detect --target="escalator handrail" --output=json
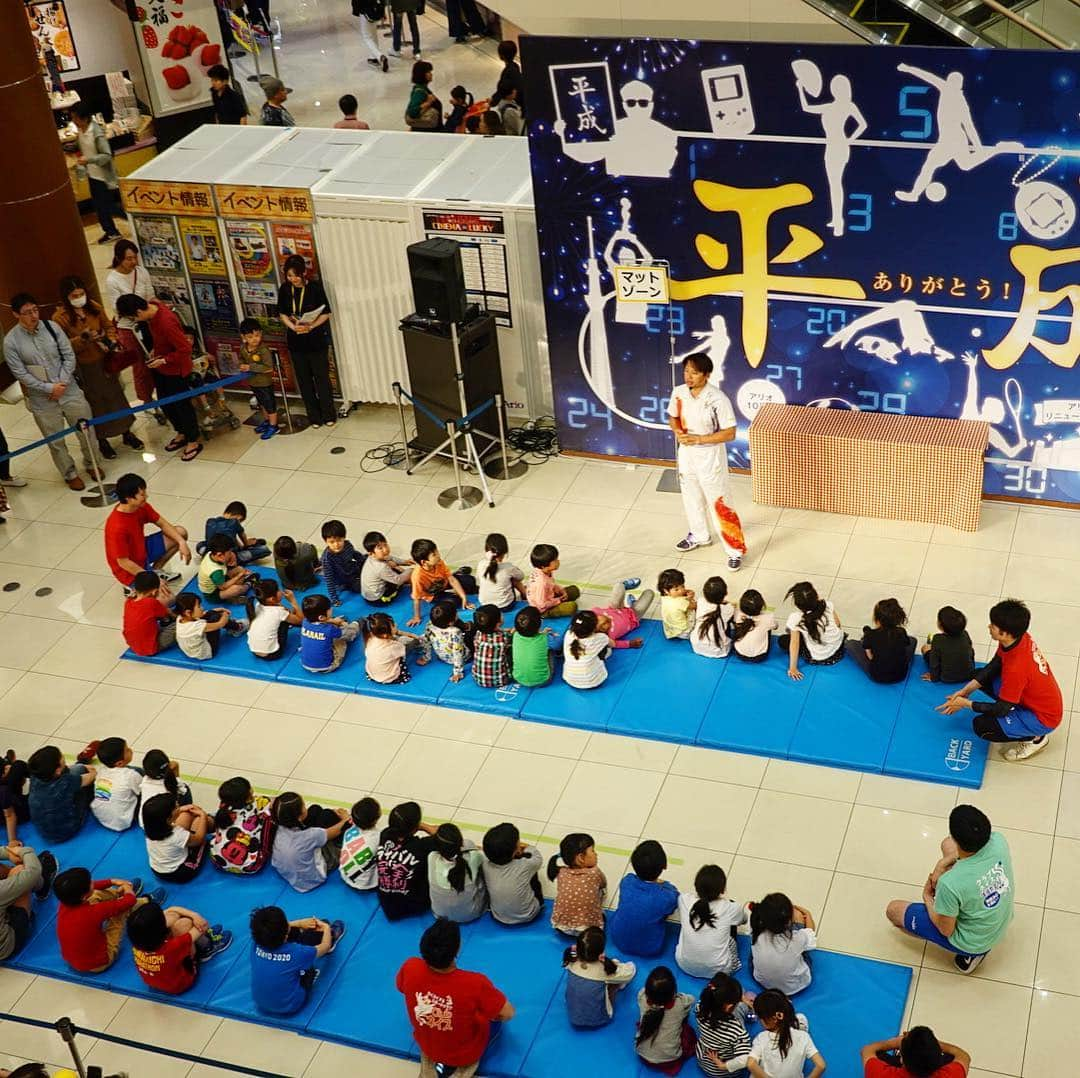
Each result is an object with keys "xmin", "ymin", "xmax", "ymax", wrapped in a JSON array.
[
  {"xmin": 981, "ymin": 0, "xmax": 1071, "ymax": 46},
  {"xmin": 797, "ymin": 0, "xmax": 888, "ymax": 43},
  {"xmin": 888, "ymin": 0, "xmax": 1068, "ymax": 46}
]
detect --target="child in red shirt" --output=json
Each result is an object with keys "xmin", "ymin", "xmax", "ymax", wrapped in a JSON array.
[
  {"xmin": 861, "ymin": 1027, "xmax": 971, "ymax": 1077},
  {"xmin": 126, "ymin": 899, "xmax": 233, "ymax": 994},
  {"xmin": 54, "ymin": 866, "xmax": 165, "ymax": 973},
  {"xmin": 122, "ymin": 571, "xmax": 176, "ymax": 656}
]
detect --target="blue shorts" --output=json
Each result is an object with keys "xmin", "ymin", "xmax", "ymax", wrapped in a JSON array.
[
  {"xmin": 903, "ymin": 903, "xmax": 981, "ymax": 957},
  {"xmin": 144, "ymin": 530, "xmax": 166, "ymax": 569},
  {"xmin": 986, "ymin": 676, "xmax": 1055, "ymax": 739}
]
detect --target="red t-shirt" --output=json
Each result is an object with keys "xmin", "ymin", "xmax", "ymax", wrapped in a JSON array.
[
  {"xmin": 133, "ymin": 933, "xmax": 196, "ymax": 994},
  {"xmin": 999, "ymin": 632, "xmax": 1063, "ymax": 729},
  {"xmin": 123, "ymin": 595, "xmax": 171, "ymax": 655},
  {"xmin": 395, "ymin": 957, "xmax": 507, "ymax": 1066},
  {"xmin": 56, "ymin": 885, "xmax": 136, "ymax": 971},
  {"xmin": 864, "ymin": 1058, "xmax": 966, "ymax": 1078},
  {"xmin": 105, "ymin": 502, "xmax": 161, "ymax": 585}
]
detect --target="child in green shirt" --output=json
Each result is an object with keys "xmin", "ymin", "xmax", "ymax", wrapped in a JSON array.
[
  {"xmin": 239, "ymin": 319, "xmax": 278, "ymax": 440},
  {"xmin": 512, "ymin": 606, "xmax": 557, "ymax": 687}
]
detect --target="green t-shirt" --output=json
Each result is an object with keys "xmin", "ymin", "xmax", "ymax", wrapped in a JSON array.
[
  {"xmin": 935, "ymin": 831, "xmax": 1014, "ymax": 954},
  {"xmin": 197, "ymin": 552, "xmax": 228, "ymax": 596},
  {"xmin": 512, "ymin": 632, "xmax": 552, "ymax": 687}
]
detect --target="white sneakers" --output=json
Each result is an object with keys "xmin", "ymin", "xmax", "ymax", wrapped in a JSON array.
[{"xmin": 1001, "ymin": 736, "xmax": 1048, "ymax": 762}]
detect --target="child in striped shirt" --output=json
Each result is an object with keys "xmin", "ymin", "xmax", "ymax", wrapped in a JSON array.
[{"xmin": 696, "ymin": 972, "xmax": 754, "ymax": 1077}]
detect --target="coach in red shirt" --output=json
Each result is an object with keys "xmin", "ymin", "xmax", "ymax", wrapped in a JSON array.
[
  {"xmin": 937, "ymin": 598, "xmax": 1063, "ymax": 762},
  {"xmin": 861, "ymin": 1028, "xmax": 970, "ymax": 1078},
  {"xmin": 105, "ymin": 473, "xmax": 190, "ymax": 590},
  {"xmin": 114, "ymin": 294, "xmax": 204, "ymax": 462},
  {"xmin": 396, "ymin": 918, "xmax": 514, "ymax": 1076}
]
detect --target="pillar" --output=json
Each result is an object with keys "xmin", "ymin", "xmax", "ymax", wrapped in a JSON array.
[{"xmin": 0, "ymin": 0, "xmax": 99, "ymax": 383}]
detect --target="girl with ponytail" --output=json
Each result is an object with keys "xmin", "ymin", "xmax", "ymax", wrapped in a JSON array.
[
  {"xmin": 139, "ymin": 748, "xmax": 192, "ymax": 816},
  {"xmin": 562, "ymin": 610, "xmax": 612, "ymax": 689},
  {"xmin": 695, "ymin": 972, "xmax": 755, "ymax": 1077},
  {"xmin": 749, "ymin": 989, "xmax": 825, "ymax": 1078},
  {"xmin": 476, "ymin": 532, "xmax": 526, "ymax": 611},
  {"xmin": 731, "ymin": 589, "xmax": 778, "ymax": 662},
  {"xmin": 675, "ymin": 863, "xmax": 746, "ymax": 978},
  {"xmin": 778, "ymin": 581, "xmax": 845, "ymax": 680},
  {"xmin": 634, "ymin": 965, "xmax": 696, "ymax": 1072},
  {"xmin": 428, "ymin": 821, "xmax": 488, "ymax": 922},
  {"xmin": 562, "ymin": 925, "xmax": 636, "ymax": 1028},
  {"xmin": 691, "ymin": 576, "xmax": 735, "ymax": 658}
]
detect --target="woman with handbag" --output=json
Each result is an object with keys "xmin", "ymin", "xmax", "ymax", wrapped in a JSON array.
[
  {"xmin": 54, "ymin": 276, "xmax": 144, "ymax": 460},
  {"xmin": 105, "ymin": 239, "xmax": 163, "ymax": 422},
  {"xmin": 405, "ymin": 61, "xmax": 441, "ymax": 131}
]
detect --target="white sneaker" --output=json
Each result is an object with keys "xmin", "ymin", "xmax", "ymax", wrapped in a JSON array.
[
  {"xmin": 1001, "ymin": 737, "xmax": 1048, "ymax": 762},
  {"xmin": 675, "ymin": 534, "xmax": 711, "ymax": 552},
  {"xmin": 2, "ymin": 476, "xmax": 27, "ymax": 488},
  {"xmin": 954, "ymin": 952, "xmax": 986, "ymax": 974}
]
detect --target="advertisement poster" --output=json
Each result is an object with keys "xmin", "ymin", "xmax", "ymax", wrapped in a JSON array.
[
  {"xmin": 204, "ymin": 335, "xmax": 244, "ymax": 376},
  {"xmin": 422, "ymin": 210, "xmax": 514, "ymax": 329},
  {"xmin": 524, "ymin": 37, "xmax": 1080, "ymax": 503},
  {"xmin": 26, "ymin": 1, "xmax": 78, "ymax": 73},
  {"xmin": 148, "ymin": 272, "xmax": 195, "ymax": 332},
  {"xmin": 193, "ymin": 276, "xmax": 240, "ymax": 334},
  {"xmin": 133, "ymin": 215, "xmax": 183, "ymax": 273},
  {"xmin": 271, "ymin": 221, "xmax": 319, "ymax": 276},
  {"xmin": 238, "ymin": 280, "xmax": 281, "ymax": 332},
  {"xmin": 179, "ymin": 217, "xmax": 227, "ymax": 278},
  {"xmin": 131, "ymin": 0, "xmax": 225, "ymax": 117},
  {"xmin": 225, "ymin": 220, "xmax": 275, "ymax": 280}
]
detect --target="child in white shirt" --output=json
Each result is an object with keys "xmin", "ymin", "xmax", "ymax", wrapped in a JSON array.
[
  {"xmin": 748, "ymin": 989, "xmax": 825, "ymax": 1078},
  {"xmin": 750, "ymin": 892, "xmax": 817, "ymax": 996},
  {"xmin": 477, "ymin": 532, "xmax": 527, "ymax": 611},
  {"xmin": 563, "ymin": 611, "xmax": 612, "ymax": 689},
  {"xmin": 779, "ymin": 581, "xmax": 844, "ymax": 680},
  {"xmin": 139, "ymin": 749, "xmax": 192, "ymax": 823},
  {"xmin": 246, "ymin": 579, "xmax": 303, "ymax": 661},
  {"xmin": 676, "ymin": 863, "xmax": 746, "ymax": 978},
  {"xmin": 174, "ymin": 592, "xmax": 248, "ymax": 660},
  {"xmin": 340, "ymin": 796, "xmax": 381, "ymax": 891},
  {"xmin": 692, "ymin": 576, "xmax": 735, "ymax": 659},
  {"xmin": 89, "ymin": 737, "xmax": 142, "ymax": 831},
  {"xmin": 731, "ymin": 589, "xmax": 778, "ymax": 662}
]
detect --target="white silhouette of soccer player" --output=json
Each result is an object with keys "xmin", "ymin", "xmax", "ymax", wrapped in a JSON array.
[
  {"xmin": 556, "ymin": 80, "xmax": 678, "ymax": 179},
  {"xmin": 894, "ymin": 63, "xmax": 1023, "ymax": 203},
  {"xmin": 796, "ymin": 72, "xmax": 867, "ymax": 236}
]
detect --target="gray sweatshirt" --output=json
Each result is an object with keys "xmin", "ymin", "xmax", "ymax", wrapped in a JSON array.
[{"xmin": 0, "ymin": 847, "xmax": 41, "ymax": 959}]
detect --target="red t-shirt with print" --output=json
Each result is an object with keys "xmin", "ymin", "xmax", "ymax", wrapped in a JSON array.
[
  {"xmin": 999, "ymin": 632, "xmax": 1063, "ymax": 729},
  {"xmin": 395, "ymin": 957, "xmax": 506, "ymax": 1066},
  {"xmin": 133, "ymin": 933, "xmax": 196, "ymax": 994},
  {"xmin": 864, "ymin": 1059, "xmax": 966, "ymax": 1078}
]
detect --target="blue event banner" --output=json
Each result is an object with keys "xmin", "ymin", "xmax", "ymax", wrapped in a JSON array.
[{"xmin": 521, "ymin": 36, "xmax": 1080, "ymax": 505}]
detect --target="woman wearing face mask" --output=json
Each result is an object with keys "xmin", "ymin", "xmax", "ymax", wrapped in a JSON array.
[{"xmin": 53, "ymin": 275, "xmax": 144, "ymax": 460}]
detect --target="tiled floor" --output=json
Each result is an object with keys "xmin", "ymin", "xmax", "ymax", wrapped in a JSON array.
[{"xmin": 2, "ymin": 4, "xmax": 1078, "ymax": 1076}]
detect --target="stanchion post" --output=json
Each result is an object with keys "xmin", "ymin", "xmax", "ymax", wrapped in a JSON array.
[
  {"xmin": 437, "ymin": 419, "xmax": 482, "ymax": 509},
  {"xmin": 77, "ymin": 419, "xmax": 117, "ymax": 509},
  {"xmin": 392, "ymin": 381, "xmax": 412, "ymax": 472},
  {"xmin": 272, "ymin": 350, "xmax": 307, "ymax": 435},
  {"xmin": 483, "ymin": 393, "xmax": 528, "ymax": 480},
  {"xmin": 55, "ymin": 1016, "xmax": 89, "ymax": 1078}
]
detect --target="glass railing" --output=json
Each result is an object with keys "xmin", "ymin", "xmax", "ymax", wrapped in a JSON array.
[{"xmin": 806, "ymin": 0, "xmax": 1077, "ymax": 47}]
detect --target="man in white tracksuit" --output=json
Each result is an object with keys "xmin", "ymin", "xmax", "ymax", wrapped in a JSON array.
[{"xmin": 666, "ymin": 353, "xmax": 746, "ymax": 569}]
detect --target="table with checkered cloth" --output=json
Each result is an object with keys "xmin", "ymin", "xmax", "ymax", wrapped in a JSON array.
[{"xmin": 748, "ymin": 404, "xmax": 989, "ymax": 532}]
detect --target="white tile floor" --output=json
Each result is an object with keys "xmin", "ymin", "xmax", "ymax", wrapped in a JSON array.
[{"xmin": 2, "ymin": 3, "xmax": 1078, "ymax": 1074}]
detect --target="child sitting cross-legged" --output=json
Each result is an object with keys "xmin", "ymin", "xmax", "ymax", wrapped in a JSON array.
[
  {"xmin": 250, "ymin": 905, "xmax": 346, "ymax": 1016},
  {"xmin": 300, "ymin": 594, "xmax": 361, "ymax": 674},
  {"xmin": 27, "ymin": 746, "xmax": 95, "ymax": 844},
  {"xmin": 274, "ymin": 534, "xmax": 320, "ymax": 592},
  {"xmin": 210, "ymin": 776, "xmax": 274, "ymax": 875},
  {"xmin": 749, "ymin": 989, "xmax": 825, "ymax": 1078},
  {"xmin": 201, "ymin": 501, "xmax": 270, "ymax": 564},
  {"xmin": 511, "ymin": 606, "xmax": 558, "ymax": 688},
  {"xmin": 659, "ymin": 569, "xmax": 696, "ymax": 641},
  {"xmin": 339, "ymin": 796, "xmax": 381, "ymax": 891},
  {"xmin": 548, "ymin": 832, "xmax": 605, "ymax": 936},
  {"xmin": 271, "ymin": 792, "xmax": 349, "ymax": 893},
  {"xmin": 424, "ymin": 597, "xmax": 474, "ymax": 683},
  {"xmin": 87, "ymin": 737, "xmax": 143, "ymax": 832},
  {"xmin": 197, "ymin": 533, "xmax": 258, "ymax": 603},
  {"xmin": 175, "ymin": 592, "xmax": 248, "ymax": 660},
  {"xmin": 471, "ymin": 604, "xmax": 513, "ymax": 688},
  {"xmin": 563, "ymin": 925, "xmax": 636, "ymax": 1028},
  {"xmin": 376, "ymin": 800, "xmax": 438, "ymax": 921},
  {"xmin": 360, "ymin": 530, "xmax": 414, "ymax": 604},
  {"xmin": 695, "ymin": 973, "xmax": 756, "ymax": 1077},
  {"xmin": 635, "ymin": 965, "xmax": 697, "ymax": 1075},
  {"xmin": 526, "ymin": 543, "xmax": 579, "ymax": 618},
  {"xmin": 477, "ymin": 533, "xmax": 527, "ymax": 611},
  {"xmin": 363, "ymin": 612, "xmax": 429, "ymax": 685},
  {"xmin": 0, "ymin": 752, "xmax": 30, "ymax": 846},
  {"xmin": 692, "ymin": 576, "xmax": 735, "ymax": 659},
  {"xmin": 407, "ymin": 538, "xmax": 476, "ymax": 627},
  {"xmin": 140, "ymin": 749, "xmax": 193, "ymax": 814},
  {"xmin": 592, "ymin": 579, "xmax": 654, "ymax": 651},
  {"xmin": 1, "ymin": 842, "xmax": 57, "ymax": 963},
  {"xmin": 122, "ymin": 570, "xmax": 176, "ymax": 657},
  {"xmin": 608, "ymin": 840, "xmax": 678, "ymax": 958},
  {"xmin": 731, "ymin": 589, "xmax": 778, "ymax": 663},
  {"xmin": 846, "ymin": 596, "xmax": 918, "ymax": 684},
  {"xmin": 921, "ymin": 604, "xmax": 976, "ymax": 684},
  {"xmin": 127, "ymin": 898, "xmax": 232, "ymax": 995},
  {"xmin": 563, "ymin": 611, "xmax": 612, "ymax": 690},
  {"xmin": 675, "ymin": 864, "xmax": 746, "ymax": 979},
  {"xmin": 246, "ymin": 578, "xmax": 303, "ymax": 662},
  {"xmin": 429, "ymin": 822, "xmax": 487, "ymax": 924},
  {"xmin": 320, "ymin": 519, "xmax": 365, "ymax": 606},
  {"xmin": 143, "ymin": 794, "xmax": 211, "ymax": 883},
  {"xmin": 482, "ymin": 821, "xmax": 543, "ymax": 926},
  {"xmin": 750, "ymin": 892, "xmax": 817, "ymax": 996},
  {"xmin": 54, "ymin": 866, "xmax": 166, "ymax": 973}
]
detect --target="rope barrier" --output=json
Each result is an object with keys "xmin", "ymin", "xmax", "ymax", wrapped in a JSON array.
[
  {"xmin": 0, "ymin": 1010, "xmax": 288, "ymax": 1078},
  {"xmin": 390, "ymin": 382, "xmax": 497, "ymax": 435},
  {"xmin": 389, "ymin": 383, "xmax": 451, "ymax": 433},
  {"xmin": 0, "ymin": 374, "xmax": 246, "ymax": 468}
]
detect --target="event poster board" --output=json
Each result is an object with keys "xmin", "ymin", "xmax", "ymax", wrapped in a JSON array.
[
  {"xmin": 26, "ymin": 1, "xmax": 78, "ymax": 73},
  {"xmin": 523, "ymin": 37, "xmax": 1080, "ymax": 504}
]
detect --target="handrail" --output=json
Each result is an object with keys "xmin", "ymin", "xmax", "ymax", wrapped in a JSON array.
[
  {"xmin": 981, "ymin": 0, "xmax": 1071, "ymax": 47},
  {"xmin": 794, "ymin": 0, "xmax": 885, "ymax": 42}
]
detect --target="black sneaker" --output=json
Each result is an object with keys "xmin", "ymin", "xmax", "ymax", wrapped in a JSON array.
[
  {"xmin": 727, "ymin": 555, "xmax": 742, "ymax": 572},
  {"xmin": 954, "ymin": 952, "xmax": 986, "ymax": 974},
  {"xmin": 130, "ymin": 876, "xmax": 144, "ymax": 896},
  {"xmin": 328, "ymin": 920, "xmax": 347, "ymax": 953},
  {"xmin": 35, "ymin": 851, "xmax": 58, "ymax": 899},
  {"xmin": 158, "ymin": 569, "xmax": 182, "ymax": 584},
  {"xmin": 197, "ymin": 927, "xmax": 233, "ymax": 962}
]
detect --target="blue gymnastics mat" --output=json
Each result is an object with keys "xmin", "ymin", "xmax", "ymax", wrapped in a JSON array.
[
  {"xmin": 10, "ymin": 822, "xmax": 913, "ymax": 1078},
  {"xmin": 120, "ymin": 571, "xmax": 993, "ymax": 787}
]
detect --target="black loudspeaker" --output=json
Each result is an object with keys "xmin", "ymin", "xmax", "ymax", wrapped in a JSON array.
[
  {"xmin": 407, "ymin": 238, "xmax": 468, "ymax": 324},
  {"xmin": 401, "ymin": 315, "xmax": 504, "ymax": 454}
]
